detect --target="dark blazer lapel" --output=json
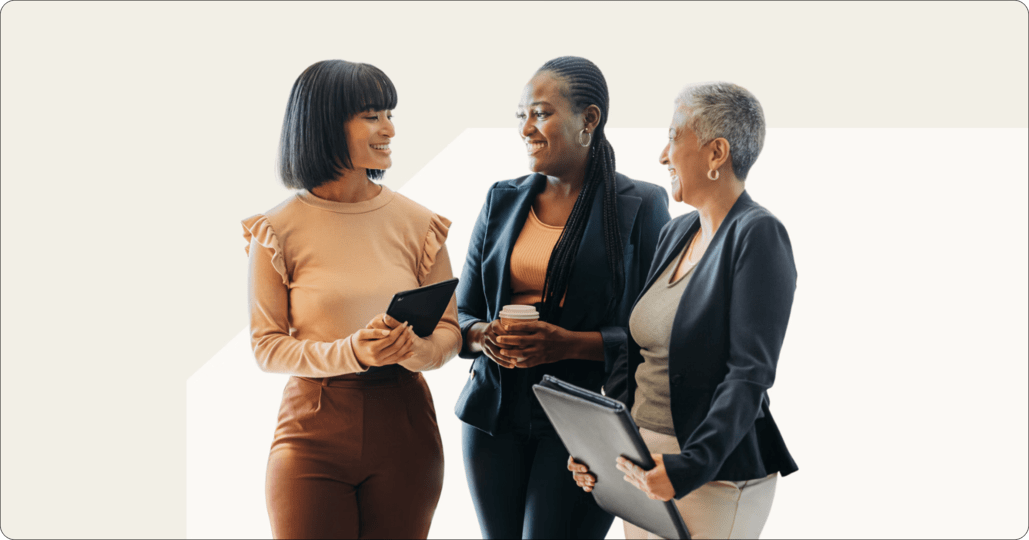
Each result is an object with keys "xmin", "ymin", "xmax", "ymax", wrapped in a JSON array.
[
  {"xmin": 561, "ymin": 174, "xmax": 644, "ymax": 329},
  {"xmin": 689, "ymin": 190, "xmax": 754, "ymax": 284},
  {"xmin": 632, "ymin": 191, "xmax": 755, "ymax": 318},
  {"xmin": 481, "ymin": 174, "xmax": 546, "ymax": 318},
  {"xmin": 636, "ymin": 215, "xmax": 698, "ymax": 313},
  {"xmin": 673, "ymin": 190, "xmax": 756, "ymax": 337}
]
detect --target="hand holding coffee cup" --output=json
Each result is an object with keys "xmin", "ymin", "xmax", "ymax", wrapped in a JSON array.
[
  {"xmin": 498, "ymin": 305, "xmax": 540, "ymax": 331},
  {"xmin": 479, "ymin": 305, "xmax": 539, "ymax": 369},
  {"xmin": 497, "ymin": 305, "xmax": 574, "ymax": 368}
]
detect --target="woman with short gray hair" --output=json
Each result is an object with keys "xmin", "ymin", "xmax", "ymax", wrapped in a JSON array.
[{"xmin": 569, "ymin": 82, "xmax": 798, "ymax": 539}]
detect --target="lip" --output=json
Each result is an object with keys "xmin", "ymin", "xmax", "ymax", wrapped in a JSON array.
[
  {"xmin": 525, "ymin": 140, "xmax": 546, "ymax": 155},
  {"xmin": 371, "ymin": 143, "xmax": 391, "ymax": 154}
]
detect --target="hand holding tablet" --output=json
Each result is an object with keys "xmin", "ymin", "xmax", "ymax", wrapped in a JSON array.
[{"xmin": 353, "ymin": 316, "xmax": 417, "ymax": 367}]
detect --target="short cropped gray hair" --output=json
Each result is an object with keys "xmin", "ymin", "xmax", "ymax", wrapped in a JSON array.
[{"xmin": 674, "ymin": 82, "xmax": 765, "ymax": 180}]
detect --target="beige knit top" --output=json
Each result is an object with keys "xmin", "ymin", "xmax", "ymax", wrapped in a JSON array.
[
  {"xmin": 242, "ymin": 185, "xmax": 461, "ymax": 378},
  {"xmin": 509, "ymin": 207, "xmax": 564, "ymax": 306}
]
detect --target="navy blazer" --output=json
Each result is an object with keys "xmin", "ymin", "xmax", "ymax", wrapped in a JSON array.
[
  {"xmin": 615, "ymin": 191, "xmax": 799, "ymax": 499},
  {"xmin": 455, "ymin": 172, "xmax": 671, "ymax": 435}
]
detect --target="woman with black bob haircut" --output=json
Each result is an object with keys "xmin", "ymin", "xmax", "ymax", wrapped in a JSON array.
[
  {"xmin": 455, "ymin": 56, "xmax": 672, "ymax": 538},
  {"xmin": 243, "ymin": 59, "xmax": 461, "ymax": 539}
]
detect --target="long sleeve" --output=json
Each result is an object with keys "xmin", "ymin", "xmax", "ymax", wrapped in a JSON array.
[
  {"xmin": 397, "ymin": 215, "xmax": 461, "ymax": 372},
  {"xmin": 602, "ymin": 186, "xmax": 672, "ymax": 395},
  {"xmin": 244, "ymin": 215, "xmax": 369, "ymax": 377},
  {"xmin": 662, "ymin": 215, "xmax": 797, "ymax": 498},
  {"xmin": 635, "ymin": 187, "xmax": 672, "ymax": 294},
  {"xmin": 456, "ymin": 187, "xmax": 493, "ymax": 359}
]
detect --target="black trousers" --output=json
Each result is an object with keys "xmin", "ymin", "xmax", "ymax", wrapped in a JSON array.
[{"xmin": 462, "ymin": 414, "xmax": 614, "ymax": 539}]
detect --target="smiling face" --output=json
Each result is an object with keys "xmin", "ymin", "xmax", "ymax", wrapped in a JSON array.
[
  {"xmin": 660, "ymin": 107, "xmax": 706, "ymax": 203},
  {"xmin": 344, "ymin": 109, "xmax": 395, "ymax": 172},
  {"xmin": 516, "ymin": 72, "xmax": 589, "ymax": 178}
]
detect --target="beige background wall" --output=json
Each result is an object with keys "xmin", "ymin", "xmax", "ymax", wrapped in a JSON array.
[{"xmin": 2, "ymin": 2, "xmax": 1027, "ymax": 538}]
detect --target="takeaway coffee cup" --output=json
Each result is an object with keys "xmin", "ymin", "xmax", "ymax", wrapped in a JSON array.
[{"xmin": 498, "ymin": 304, "xmax": 539, "ymax": 330}]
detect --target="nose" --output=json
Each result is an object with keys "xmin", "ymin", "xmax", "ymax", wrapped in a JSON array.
[
  {"xmin": 659, "ymin": 142, "xmax": 670, "ymax": 165},
  {"xmin": 382, "ymin": 117, "xmax": 395, "ymax": 138},
  {"xmin": 520, "ymin": 116, "xmax": 534, "ymax": 139}
]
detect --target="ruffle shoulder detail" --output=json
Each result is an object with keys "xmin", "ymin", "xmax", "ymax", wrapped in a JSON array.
[
  {"xmin": 242, "ymin": 214, "xmax": 289, "ymax": 286},
  {"xmin": 418, "ymin": 213, "xmax": 452, "ymax": 284}
]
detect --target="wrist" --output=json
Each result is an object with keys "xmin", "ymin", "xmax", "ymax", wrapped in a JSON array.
[
  {"xmin": 349, "ymin": 336, "xmax": 370, "ymax": 369},
  {"xmin": 558, "ymin": 328, "xmax": 580, "ymax": 359},
  {"xmin": 563, "ymin": 330, "xmax": 604, "ymax": 362},
  {"xmin": 466, "ymin": 321, "xmax": 488, "ymax": 355}
]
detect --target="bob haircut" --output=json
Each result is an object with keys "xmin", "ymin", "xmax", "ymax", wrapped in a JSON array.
[{"xmin": 278, "ymin": 60, "xmax": 398, "ymax": 190}]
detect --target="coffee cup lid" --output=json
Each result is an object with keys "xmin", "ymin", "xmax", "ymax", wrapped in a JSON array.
[
  {"xmin": 501, "ymin": 305, "xmax": 537, "ymax": 314},
  {"xmin": 499, "ymin": 305, "xmax": 539, "ymax": 319}
]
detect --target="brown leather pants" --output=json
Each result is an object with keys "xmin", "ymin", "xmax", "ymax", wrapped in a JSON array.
[{"xmin": 265, "ymin": 367, "xmax": 444, "ymax": 539}]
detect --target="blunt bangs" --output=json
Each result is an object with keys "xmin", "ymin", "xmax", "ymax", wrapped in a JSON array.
[
  {"xmin": 342, "ymin": 63, "xmax": 398, "ymax": 117},
  {"xmin": 278, "ymin": 60, "xmax": 398, "ymax": 190}
]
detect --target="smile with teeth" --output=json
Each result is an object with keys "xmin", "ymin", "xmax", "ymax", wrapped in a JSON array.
[
  {"xmin": 526, "ymin": 140, "xmax": 546, "ymax": 154},
  {"xmin": 371, "ymin": 143, "xmax": 390, "ymax": 151},
  {"xmin": 668, "ymin": 168, "xmax": 679, "ymax": 184}
]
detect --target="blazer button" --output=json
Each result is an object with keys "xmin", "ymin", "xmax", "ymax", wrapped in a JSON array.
[{"xmin": 671, "ymin": 374, "xmax": 683, "ymax": 386}]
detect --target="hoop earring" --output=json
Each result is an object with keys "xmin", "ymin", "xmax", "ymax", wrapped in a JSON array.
[
  {"xmin": 578, "ymin": 129, "xmax": 592, "ymax": 147},
  {"xmin": 707, "ymin": 169, "xmax": 720, "ymax": 181}
]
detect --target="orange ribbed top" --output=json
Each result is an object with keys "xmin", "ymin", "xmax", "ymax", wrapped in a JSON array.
[{"xmin": 509, "ymin": 207, "xmax": 565, "ymax": 306}]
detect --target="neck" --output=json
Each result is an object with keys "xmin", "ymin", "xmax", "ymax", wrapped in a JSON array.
[
  {"xmin": 311, "ymin": 169, "xmax": 382, "ymax": 203},
  {"xmin": 543, "ymin": 165, "xmax": 587, "ymax": 198},
  {"xmin": 692, "ymin": 179, "xmax": 745, "ymax": 238}
]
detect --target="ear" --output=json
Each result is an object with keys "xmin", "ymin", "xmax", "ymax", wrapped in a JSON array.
[
  {"xmin": 708, "ymin": 137, "xmax": 732, "ymax": 174},
  {"xmin": 583, "ymin": 104, "xmax": 602, "ymax": 133}
]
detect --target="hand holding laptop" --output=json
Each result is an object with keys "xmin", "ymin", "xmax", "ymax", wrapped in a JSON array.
[
  {"xmin": 616, "ymin": 455, "xmax": 675, "ymax": 502},
  {"xmin": 570, "ymin": 455, "xmax": 676, "ymax": 502}
]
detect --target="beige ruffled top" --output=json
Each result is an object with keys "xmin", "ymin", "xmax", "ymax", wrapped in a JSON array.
[{"xmin": 242, "ymin": 185, "xmax": 461, "ymax": 377}]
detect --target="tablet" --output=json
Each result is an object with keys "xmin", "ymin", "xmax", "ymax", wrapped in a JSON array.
[
  {"xmin": 385, "ymin": 278, "xmax": 459, "ymax": 338},
  {"xmin": 533, "ymin": 375, "xmax": 690, "ymax": 539}
]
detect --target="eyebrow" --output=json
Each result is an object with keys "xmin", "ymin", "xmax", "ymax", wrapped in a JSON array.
[{"xmin": 518, "ymin": 101, "xmax": 552, "ymax": 108}]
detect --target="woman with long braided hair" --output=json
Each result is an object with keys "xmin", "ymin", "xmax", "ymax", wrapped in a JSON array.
[{"xmin": 454, "ymin": 56, "xmax": 672, "ymax": 538}]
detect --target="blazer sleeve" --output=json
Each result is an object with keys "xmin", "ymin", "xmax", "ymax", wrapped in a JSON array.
[
  {"xmin": 244, "ymin": 215, "xmax": 369, "ymax": 377},
  {"xmin": 662, "ymin": 215, "xmax": 797, "ymax": 498},
  {"xmin": 600, "ymin": 186, "xmax": 672, "ymax": 376},
  {"xmin": 637, "ymin": 187, "xmax": 672, "ymax": 288},
  {"xmin": 456, "ymin": 187, "xmax": 493, "ymax": 359}
]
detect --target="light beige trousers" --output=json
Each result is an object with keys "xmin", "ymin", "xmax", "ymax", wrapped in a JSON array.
[{"xmin": 623, "ymin": 427, "xmax": 777, "ymax": 540}]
